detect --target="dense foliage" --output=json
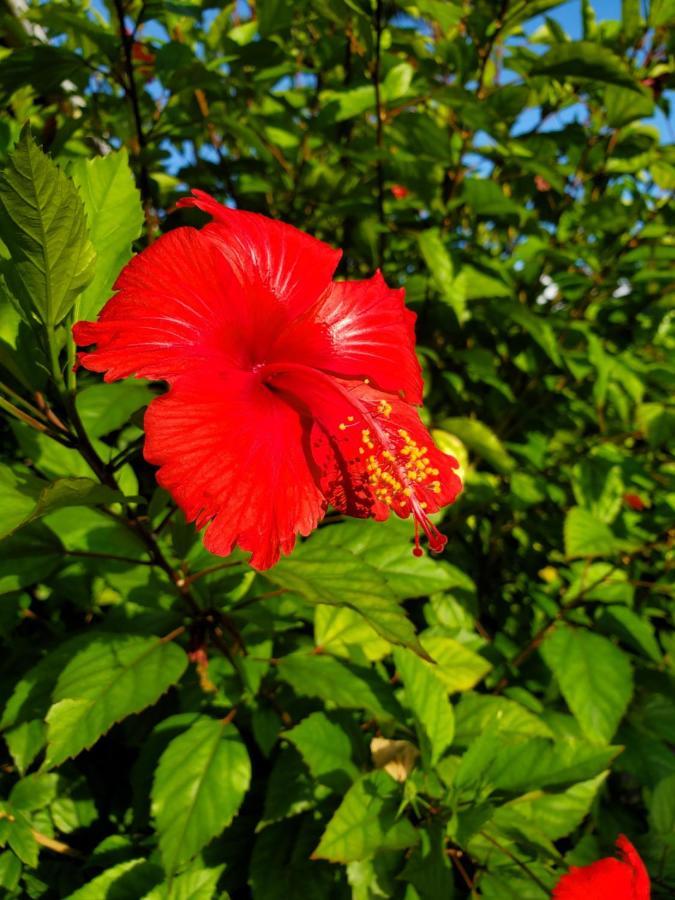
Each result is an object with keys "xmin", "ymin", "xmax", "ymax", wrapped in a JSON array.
[{"xmin": 0, "ymin": 0, "xmax": 674, "ymax": 897}]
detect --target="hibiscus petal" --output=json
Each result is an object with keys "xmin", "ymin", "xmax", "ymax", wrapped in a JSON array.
[
  {"xmin": 177, "ymin": 190, "xmax": 342, "ymax": 316},
  {"xmin": 553, "ymin": 836, "xmax": 650, "ymax": 900},
  {"xmin": 265, "ymin": 366, "xmax": 462, "ymax": 554},
  {"xmin": 73, "ymin": 227, "xmax": 253, "ymax": 382},
  {"xmin": 553, "ymin": 858, "xmax": 639, "ymax": 900},
  {"xmin": 143, "ymin": 370, "xmax": 326, "ymax": 570},
  {"xmin": 270, "ymin": 271, "xmax": 423, "ymax": 404}
]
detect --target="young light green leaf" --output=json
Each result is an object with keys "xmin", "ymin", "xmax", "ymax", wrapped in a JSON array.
[
  {"xmin": 418, "ymin": 229, "xmax": 467, "ymax": 322},
  {"xmin": 313, "ymin": 770, "xmax": 418, "ymax": 863},
  {"xmin": 421, "ymin": 633, "xmax": 492, "ymax": 692},
  {"xmin": 394, "ymin": 648, "xmax": 455, "ymax": 764},
  {"xmin": 541, "ymin": 625, "xmax": 633, "ymax": 744},
  {"xmin": 440, "ymin": 417, "xmax": 515, "ymax": 474},
  {"xmin": 44, "ymin": 633, "xmax": 188, "ymax": 768},
  {"xmin": 151, "ymin": 716, "xmax": 251, "ymax": 877},
  {"xmin": 0, "ymin": 125, "xmax": 95, "ymax": 327},
  {"xmin": 70, "ymin": 149, "xmax": 144, "ymax": 321}
]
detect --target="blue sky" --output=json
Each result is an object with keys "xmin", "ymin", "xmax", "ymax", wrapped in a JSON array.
[{"xmin": 87, "ymin": 0, "xmax": 672, "ymax": 174}]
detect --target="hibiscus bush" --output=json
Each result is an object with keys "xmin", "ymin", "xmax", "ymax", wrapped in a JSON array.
[{"xmin": 0, "ymin": 0, "xmax": 674, "ymax": 898}]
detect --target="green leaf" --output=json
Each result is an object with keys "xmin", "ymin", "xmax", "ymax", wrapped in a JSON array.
[
  {"xmin": 440, "ymin": 417, "xmax": 515, "ymax": 474},
  {"xmin": 313, "ymin": 770, "xmax": 418, "ymax": 863},
  {"xmin": 44, "ymin": 633, "xmax": 188, "ymax": 768},
  {"xmin": 487, "ymin": 737, "xmax": 620, "ymax": 792},
  {"xmin": 143, "ymin": 866, "xmax": 226, "ymax": 900},
  {"xmin": 490, "ymin": 772, "xmax": 609, "ymax": 841},
  {"xmin": 454, "ymin": 694, "xmax": 554, "ymax": 745},
  {"xmin": 8, "ymin": 773, "xmax": 58, "ymax": 811},
  {"xmin": 418, "ymin": 229, "xmax": 467, "ymax": 321},
  {"xmin": 0, "ymin": 851, "xmax": 22, "ymax": 893},
  {"xmin": 564, "ymin": 507, "xmax": 620, "ymax": 558},
  {"xmin": 0, "ymin": 125, "xmax": 95, "ymax": 326},
  {"xmin": 4, "ymin": 810, "xmax": 38, "ymax": 867},
  {"xmin": 7, "ymin": 476, "xmax": 124, "ymax": 539},
  {"xmin": 65, "ymin": 859, "xmax": 164, "ymax": 900},
  {"xmin": 541, "ymin": 625, "xmax": 633, "ymax": 744},
  {"xmin": 394, "ymin": 648, "xmax": 455, "ymax": 764},
  {"xmin": 506, "ymin": 302, "xmax": 562, "ymax": 367},
  {"xmin": 277, "ymin": 652, "xmax": 403, "ymax": 721},
  {"xmin": 529, "ymin": 41, "xmax": 642, "ymax": 91},
  {"xmin": 421, "ymin": 633, "xmax": 492, "ymax": 692},
  {"xmin": 70, "ymin": 149, "xmax": 144, "ymax": 321},
  {"xmin": 268, "ymin": 537, "xmax": 425, "ymax": 655},
  {"xmin": 285, "ymin": 712, "xmax": 360, "ymax": 792},
  {"xmin": 0, "ymin": 465, "xmax": 43, "ymax": 540},
  {"xmin": 649, "ymin": 773, "xmax": 675, "ymax": 834},
  {"xmin": 75, "ymin": 381, "xmax": 154, "ymax": 439},
  {"xmin": 151, "ymin": 716, "xmax": 251, "ymax": 877}
]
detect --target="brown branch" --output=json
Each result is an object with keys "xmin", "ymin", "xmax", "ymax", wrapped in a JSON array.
[{"xmin": 32, "ymin": 829, "xmax": 84, "ymax": 859}]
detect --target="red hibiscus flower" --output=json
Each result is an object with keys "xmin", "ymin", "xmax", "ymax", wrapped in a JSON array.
[
  {"xmin": 553, "ymin": 835, "xmax": 650, "ymax": 900},
  {"xmin": 623, "ymin": 493, "xmax": 646, "ymax": 511},
  {"xmin": 390, "ymin": 184, "xmax": 409, "ymax": 199},
  {"xmin": 73, "ymin": 191, "xmax": 462, "ymax": 569}
]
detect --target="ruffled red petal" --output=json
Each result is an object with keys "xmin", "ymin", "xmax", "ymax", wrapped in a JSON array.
[
  {"xmin": 73, "ymin": 227, "xmax": 253, "ymax": 382},
  {"xmin": 143, "ymin": 371, "xmax": 325, "ymax": 570},
  {"xmin": 553, "ymin": 836, "xmax": 650, "ymax": 900},
  {"xmin": 177, "ymin": 190, "xmax": 341, "ymax": 317},
  {"xmin": 263, "ymin": 365, "xmax": 461, "ymax": 554},
  {"xmin": 270, "ymin": 271, "xmax": 423, "ymax": 404}
]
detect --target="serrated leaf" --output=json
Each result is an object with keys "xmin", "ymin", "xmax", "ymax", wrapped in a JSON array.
[
  {"xmin": 151, "ymin": 716, "xmax": 251, "ymax": 877},
  {"xmin": 313, "ymin": 770, "xmax": 418, "ymax": 863},
  {"xmin": 65, "ymin": 859, "xmax": 163, "ymax": 900},
  {"xmin": 564, "ymin": 507, "xmax": 620, "ymax": 558},
  {"xmin": 8, "ymin": 773, "xmax": 58, "ymax": 811},
  {"xmin": 421, "ymin": 633, "xmax": 492, "ymax": 692},
  {"xmin": 277, "ymin": 652, "xmax": 403, "ymax": 721},
  {"xmin": 44, "ymin": 633, "xmax": 188, "ymax": 768},
  {"xmin": 268, "ymin": 538, "xmax": 426, "ymax": 655},
  {"xmin": 70, "ymin": 149, "xmax": 144, "ymax": 321},
  {"xmin": 285, "ymin": 712, "xmax": 360, "ymax": 792},
  {"xmin": 490, "ymin": 772, "xmax": 609, "ymax": 841},
  {"xmin": 454, "ymin": 693, "xmax": 554, "ymax": 745},
  {"xmin": 530, "ymin": 41, "xmax": 642, "ymax": 91},
  {"xmin": 541, "ymin": 625, "xmax": 633, "ymax": 744},
  {"xmin": 142, "ymin": 866, "xmax": 226, "ymax": 900},
  {"xmin": 0, "ymin": 125, "xmax": 95, "ymax": 326},
  {"xmin": 394, "ymin": 648, "xmax": 455, "ymax": 764}
]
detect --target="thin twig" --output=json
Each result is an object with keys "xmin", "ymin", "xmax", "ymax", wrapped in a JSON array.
[
  {"xmin": 112, "ymin": 0, "xmax": 155, "ymax": 242},
  {"xmin": 372, "ymin": 0, "xmax": 385, "ymax": 266},
  {"xmin": 479, "ymin": 831, "xmax": 549, "ymax": 895},
  {"xmin": 64, "ymin": 549, "xmax": 154, "ymax": 566}
]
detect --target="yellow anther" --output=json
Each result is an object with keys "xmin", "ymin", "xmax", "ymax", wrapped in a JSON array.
[
  {"xmin": 338, "ymin": 423, "xmax": 347, "ymax": 431},
  {"xmin": 347, "ymin": 415, "xmax": 355, "ymax": 422}
]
